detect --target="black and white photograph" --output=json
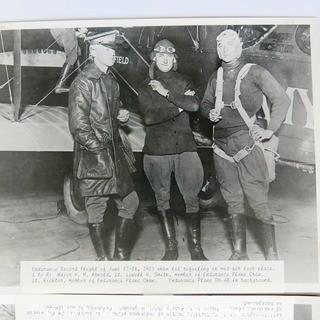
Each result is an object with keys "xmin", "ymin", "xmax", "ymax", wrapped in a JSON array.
[{"xmin": 0, "ymin": 18, "xmax": 318, "ymax": 290}]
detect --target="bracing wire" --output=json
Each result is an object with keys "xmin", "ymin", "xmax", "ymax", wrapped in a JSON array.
[
  {"xmin": 0, "ymin": 30, "xmax": 13, "ymax": 104},
  {"xmin": 111, "ymin": 67, "xmax": 138, "ymax": 96},
  {"xmin": 34, "ymin": 57, "xmax": 90, "ymax": 107},
  {"xmin": 18, "ymin": 57, "xmax": 91, "ymax": 122}
]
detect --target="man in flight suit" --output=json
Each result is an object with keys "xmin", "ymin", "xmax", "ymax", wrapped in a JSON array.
[
  {"xmin": 68, "ymin": 32, "xmax": 139, "ymax": 261},
  {"xmin": 138, "ymin": 39, "xmax": 207, "ymax": 261},
  {"xmin": 201, "ymin": 30, "xmax": 290, "ymax": 260}
]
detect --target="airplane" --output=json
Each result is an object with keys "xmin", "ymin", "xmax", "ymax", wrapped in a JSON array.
[{"xmin": 0, "ymin": 24, "xmax": 314, "ymax": 223}]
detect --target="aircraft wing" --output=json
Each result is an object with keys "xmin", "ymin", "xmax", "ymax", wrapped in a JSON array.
[
  {"xmin": 0, "ymin": 49, "xmax": 66, "ymax": 68},
  {"xmin": 0, "ymin": 104, "xmax": 146, "ymax": 152}
]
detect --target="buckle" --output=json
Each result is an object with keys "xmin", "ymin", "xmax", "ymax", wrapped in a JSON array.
[
  {"xmin": 230, "ymin": 101, "xmax": 236, "ymax": 109},
  {"xmin": 224, "ymin": 102, "xmax": 237, "ymax": 109},
  {"xmin": 233, "ymin": 145, "xmax": 252, "ymax": 162}
]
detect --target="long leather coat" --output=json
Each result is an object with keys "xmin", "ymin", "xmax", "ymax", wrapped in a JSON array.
[{"xmin": 68, "ymin": 62, "xmax": 134, "ymax": 198}]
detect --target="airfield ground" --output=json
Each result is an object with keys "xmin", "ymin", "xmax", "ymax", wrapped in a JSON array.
[{"xmin": 0, "ymin": 151, "xmax": 317, "ymax": 286}]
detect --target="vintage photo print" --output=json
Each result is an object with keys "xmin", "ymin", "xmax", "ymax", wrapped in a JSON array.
[{"xmin": 0, "ymin": 18, "xmax": 318, "ymax": 293}]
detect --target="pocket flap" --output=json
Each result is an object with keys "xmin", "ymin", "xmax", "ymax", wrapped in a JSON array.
[{"xmin": 77, "ymin": 149, "xmax": 114, "ymax": 179}]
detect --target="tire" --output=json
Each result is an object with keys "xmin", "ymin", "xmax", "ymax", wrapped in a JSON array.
[
  {"xmin": 199, "ymin": 176, "xmax": 226, "ymax": 209},
  {"xmin": 199, "ymin": 190, "xmax": 225, "ymax": 209},
  {"xmin": 63, "ymin": 173, "xmax": 87, "ymax": 225}
]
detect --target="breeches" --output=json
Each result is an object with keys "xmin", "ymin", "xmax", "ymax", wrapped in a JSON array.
[
  {"xmin": 214, "ymin": 131, "xmax": 271, "ymax": 220},
  {"xmin": 143, "ymin": 152, "xmax": 204, "ymax": 213},
  {"xmin": 85, "ymin": 191, "xmax": 139, "ymax": 224}
]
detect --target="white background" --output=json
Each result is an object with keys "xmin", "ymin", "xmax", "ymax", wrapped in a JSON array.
[{"xmin": 0, "ymin": 0, "xmax": 319, "ymax": 22}]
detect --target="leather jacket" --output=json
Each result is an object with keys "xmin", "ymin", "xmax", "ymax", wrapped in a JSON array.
[{"xmin": 68, "ymin": 61, "xmax": 134, "ymax": 197}]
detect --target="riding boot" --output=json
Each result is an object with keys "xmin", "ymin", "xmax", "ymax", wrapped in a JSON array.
[
  {"xmin": 88, "ymin": 223, "xmax": 107, "ymax": 261},
  {"xmin": 113, "ymin": 217, "xmax": 133, "ymax": 261},
  {"xmin": 186, "ymin": 212, "xmax": 208, "ymax": 261},
  {"xmin": 262, "ymin": 223, "xmax": 279, "ymax": 260},
  {"xmin": 55, "ymin": 62, "xmax": 73, "ymax": 94},
  {"xmin": 229, "ymin": 214, "xmax": 249, "ymax": 260},
  {"xmin": 158, "ymin": 210, "xmax": 178, "ymax": 260}
]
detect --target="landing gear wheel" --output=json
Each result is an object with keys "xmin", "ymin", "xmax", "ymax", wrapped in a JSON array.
[
  {"xmin": 199, "ymin": 189, "xmax": 225, "ymax": 209},
  {"xmin": 63, "ymin": 173, "xmax": 87, "ymax": 225},
  {"xmin": 199, "ymin": 176, "xmax": 225, "ymax": 210}
]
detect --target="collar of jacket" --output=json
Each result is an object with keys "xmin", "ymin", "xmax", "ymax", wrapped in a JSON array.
[
  {"xmin": 84, "ymin": 61, "xmax": 113, "ymax": 79},
  {"xmin": 153, "ymin": 68, "xmax": 176, "ymax": 80}
]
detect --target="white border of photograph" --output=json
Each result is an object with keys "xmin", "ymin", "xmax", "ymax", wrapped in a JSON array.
[{"xmin": 0, "ymin": 17, "xmax": 318, "ymax": 295}]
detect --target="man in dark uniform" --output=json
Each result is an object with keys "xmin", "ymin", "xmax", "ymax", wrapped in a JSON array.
[
  {"xmin": 68, "ymin": 32, "xmax": 139, "ymax": 261},
  {"xmin": 200, "ymin": 30, "xmax": 290, "ymax": 260},
  {"xmin": 138, "ymin": 39, "xmax": 207, "ymax": 261}
]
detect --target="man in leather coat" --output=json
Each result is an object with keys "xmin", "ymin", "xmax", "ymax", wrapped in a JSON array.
[
  {"xmin": 138, "ymin": 39, "xmax": 207, "ymax": 261},
  {"xmin": 68, "ymin": 36, "xmax": 139, "ymax": 261}
]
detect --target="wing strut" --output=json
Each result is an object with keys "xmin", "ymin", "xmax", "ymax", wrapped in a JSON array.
[{"xmin": 13, "ymin": 30, "xmax": 21, "ymax": 121}]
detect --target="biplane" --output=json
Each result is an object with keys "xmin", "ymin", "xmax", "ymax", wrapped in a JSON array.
[{"xmin": 0, "ymin": 24, "xmax": 314, "ymax": 221}]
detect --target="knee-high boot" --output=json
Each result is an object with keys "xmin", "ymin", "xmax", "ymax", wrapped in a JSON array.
[
  {"xmin": 261, "ymin": 223, "xmax": 279, "ymax": 260},
  {"xmin": 158, "ymin": 210, "xmax": 178, "ymax": 260},
  {"xmin": 88, "ymin": 223, "xmax": 107, "ymax": 261},
  {"xmin": 113, "ymin": 217, "xmax": 134, "ymax": 261},
  {"xmin": 186, "ymin": 212, "xmax": 208, "ymax": 261},
  {"xmin": 229, "ymin": 214, "xmax": 249, "ymax": 260}
]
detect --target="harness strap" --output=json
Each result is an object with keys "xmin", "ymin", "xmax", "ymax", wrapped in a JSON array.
[
  {"xmin": 212, "ymin": 63, "xmax": 257, "ymax": 163},
  {"xmin": 234, "ymin": 63, "xmax": 256, "ymax": 129},
  {"xmin": 262, "ymin": 95, "xmax": 270, "ymax": 124},
  {"xmin": 214, "ymin": 67, "xmax": 224, "ymax": 114},
  {"xmin": 212, "ymin": 144, "xmax": 235, "ymax": 162},
  {"xmin": 212, "ymin": 63, "xmax": 279, "ymax": 165},
  {"xmin": 213, "ymin": 142, "xmax": 255, "ymax": 163}
]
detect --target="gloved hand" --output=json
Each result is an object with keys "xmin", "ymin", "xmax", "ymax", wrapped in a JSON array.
[
  {"xmin": 250, "ymin": 125, "xmax": 273, "ymax": 142},
  {"xmin": 209, "ymin": 109, "xmax": 222, "ymax": 123},
  {"xmin": 148, "ymin": 80, "xmax": 169, "ymax": 96},
  {"xmin": 117, "ymin": 109, "xmax": 130, "ymax": 123}
]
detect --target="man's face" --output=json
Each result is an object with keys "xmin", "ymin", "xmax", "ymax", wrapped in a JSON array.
[
  {"xmin": 155, "ymin": 52, "xmax": 174, "ymax": 72},
  {"xmin": 91, "ymin": 45, "xmax": 115, "ymax": 68},
  {"xmin": 217, "ymin": 38, "xmax": 242, "ymax": 63}
]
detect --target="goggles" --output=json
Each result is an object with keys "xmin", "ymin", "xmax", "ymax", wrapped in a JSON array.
[{"xmin": 154, "ymin": 45, "xmax": 176, "ymax": 54}]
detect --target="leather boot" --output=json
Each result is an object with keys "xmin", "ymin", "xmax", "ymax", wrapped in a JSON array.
[
  {"xmin": 113, "ymin": 217, "xmax": 133, "ymax": 261},
  {"xmin": 229, "ymin": 214, "xmax": 249, "ymax": 260},
  {"xmin": 186, "ymin": 212, "xmax": 208, "ymax": 261},
  {"xmin": 55, "ymin": 62, "xmax": 73, "ymax": 94},
  {"xmin": 88, "ymin": 223, "xmax": 107, "ymax": 261},
  {"xmin": 158, "ymin": 210, "xmax": 178, "ymax": 260},
  {"xmin": 262, "ymin": 223, "xmax": 279, "ymax": 260}
]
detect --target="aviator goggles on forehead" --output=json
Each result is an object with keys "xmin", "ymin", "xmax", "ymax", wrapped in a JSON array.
[{"xmin": 154, "ymin": 45, "xmax": 176, "ymax": 54}]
